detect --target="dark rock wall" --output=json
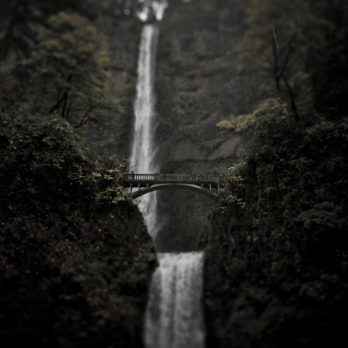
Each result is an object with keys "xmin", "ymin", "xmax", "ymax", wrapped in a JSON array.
[{"xmin": 152, "ymin": 0, "xmax": 245, "ymax": 251}]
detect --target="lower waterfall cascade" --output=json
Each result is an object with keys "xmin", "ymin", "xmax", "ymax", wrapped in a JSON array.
[{"xmin": 144, "ymin": 253, "xmax": 205, "ymax": 348}]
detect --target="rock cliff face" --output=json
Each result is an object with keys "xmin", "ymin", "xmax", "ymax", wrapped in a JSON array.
[
  {"xmin": 156, "ymin": 0, "xmax": 245, "ymax": 165},
  {"xmin": 143, "ymin": 0, "xmax": 246, "ymax": 251}
]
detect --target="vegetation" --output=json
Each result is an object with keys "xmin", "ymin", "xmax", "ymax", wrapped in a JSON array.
[
  {"xmin": 1, "ymin": 0, "xmax": 347, "ymax": 346},
  {"xmin": 23, "ymin": 12, "xmax": 110, "ymax": 125},
  {"xmin": 205, "ymin": 0, "xmax": 348, "ymax": 347},
  {"xmin": 0, "ymin": 1, "xmax": 154, "ymax": 347},
  {"xmin": 0, "ymin": 111, "xmax": 155, "ymax": 347}
]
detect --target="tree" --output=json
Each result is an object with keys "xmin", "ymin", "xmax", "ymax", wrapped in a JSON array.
[
  {"xmin": 21, "ymin": 12, "xmax": 110, "ymax": 127},
  {"xmin": 0, "ymin": 109, "xmax": 154, "ymax": 348},
  {"xmin": 304, "ymin": 0, "xmax": 348, "ymax": 115},
  {"xmin": 237, "ymin": 0, "xmax": 313, "ymax": 120}
]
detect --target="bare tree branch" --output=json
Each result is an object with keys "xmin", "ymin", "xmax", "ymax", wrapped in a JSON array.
[{"xmin": 74, "ymin": 109, "xmax": 93, "ymax": 129}]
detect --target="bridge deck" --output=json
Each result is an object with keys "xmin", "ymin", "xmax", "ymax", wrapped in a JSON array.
[
  {"xmin": 122, "ymin": 173, "xmax": 220, "ymax": 200},
  {"xmin": 122, "ymin": 173, "xmax": 218, "ymax": 185}
]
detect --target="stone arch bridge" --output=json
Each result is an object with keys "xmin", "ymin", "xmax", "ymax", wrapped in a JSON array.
[{"xmin": 122, "ymin": 174, "xmax": 221, "ymax": 201}]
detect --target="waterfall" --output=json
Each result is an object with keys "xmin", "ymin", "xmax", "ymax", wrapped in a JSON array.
[
  {"xmin": 129, "ymin": 2, "xmax": 205, "ymax": 347},
  {"xmin": 130, "ymin": 23, "xmax": 160, "ymax": 239},
  {"xmin": 145, "ymin": 252, "xmax": 205, "ymax": 348}
]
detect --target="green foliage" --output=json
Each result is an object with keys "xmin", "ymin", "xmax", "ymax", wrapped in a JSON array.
[
  {"xmin": 0, "ymin": 109, "xmax": 155, "ymax": 347},
  {"xmin": 0, "ymin": 12, "xmax": 150, "ymax": 337},
  {"xmin": 206, "ymin": 113, "xmax": 348, "ymax": 347},
  {"xmin": 217, "ymin": 98, "xmax": 288, "ymax": 132},
  {"xmin": 20, "ymin": 12, "xmax": 109, "ymax": 123},
  {"xmin": 0, "ymin": 2, "xmax": 150, "ymax": 347},
  {"xmin": 1, "ymin": 7, "xmax": 130, "ymax": 165},
  {"xmin": 304, "ymin": 0, "xmax": 348, "ymax": 114},
  {"xmin": 206, "ymin": 2, "xmax": 348, "ymax": 347},
  {"xmin": 237, "ymin": 0, "xmax": 313, "ymax": 120}
]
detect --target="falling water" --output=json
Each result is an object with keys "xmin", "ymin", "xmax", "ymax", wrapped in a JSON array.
[
  {"xmin": 145, "ymin": 252, "xmax": 205, "ymax": 348},
  {"xmin": 129, "ymin": 2, "xmax": 205, "ymax": 347},
  {"xmin": 130, "ymin": 23, "xmax": 160, "ymax": 238}
]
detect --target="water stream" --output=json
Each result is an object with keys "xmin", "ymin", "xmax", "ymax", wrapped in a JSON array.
[
  {"xmin": 130, "ymin": 23, "xmax": 160, "ymax": 239},
  {"xmin": 129, "ymin": 2, "xmax": 205, "ymax": 347},
  {"xmin": 145, "ymin": 252, "xmax": 205, "ymax": 348}
]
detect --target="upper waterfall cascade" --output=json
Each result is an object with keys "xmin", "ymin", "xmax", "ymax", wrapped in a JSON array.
[
  {"xmin": 130, "ymin": 23, "xmax": 160, "ymax": 239},
  {"xmin": 136, "ymin": 0, "xmax": 169, "ymax": 22}
]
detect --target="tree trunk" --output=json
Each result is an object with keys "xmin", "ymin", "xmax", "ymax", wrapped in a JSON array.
[
  {"xmin": 272, "ymin": 30, "xmax": 281, "ymax": 93},
  {"xmin": 282, "ymin": 75, "xmax": 300, "ymax": 122}
]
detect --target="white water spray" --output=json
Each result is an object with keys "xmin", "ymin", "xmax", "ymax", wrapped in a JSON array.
[
  {"xmin": 136, "ymin": 0, "xmax": 169, "ymax": 22},
  {"xmin": 145, "ymin": 252, "xmax": 205, "ymax": 348},
  {"xmin": 130, "ymin": 23, "xmax": 160, "ymax": 239}
]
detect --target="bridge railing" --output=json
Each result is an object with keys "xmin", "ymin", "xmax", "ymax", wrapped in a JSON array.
[{"xmin": 122, "ymin": 173, "xmax": 218, "ymax": 184}]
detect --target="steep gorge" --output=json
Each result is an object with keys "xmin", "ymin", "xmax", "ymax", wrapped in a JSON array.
[{"xmin": 1, "ymin": 0, "xmax": 348, "ymax": 347}]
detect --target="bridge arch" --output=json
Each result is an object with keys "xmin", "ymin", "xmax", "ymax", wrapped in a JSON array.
[{"xmin": 130, "ymin": 183, "xmax": 219, "ymax": 201}]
